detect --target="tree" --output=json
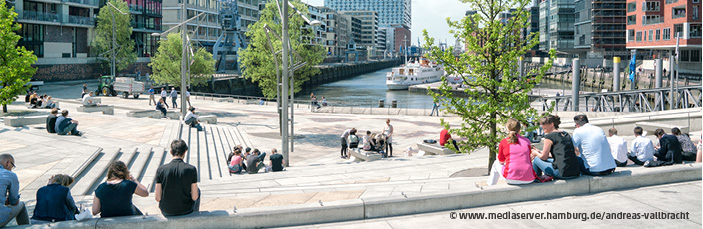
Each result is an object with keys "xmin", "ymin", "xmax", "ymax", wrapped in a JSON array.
[
  {"xmin": 240, "ymin": 0, "xmax": 326, "ymax": 99},
  {"xmin": 149, "ymin": 32, "xmax": 216, "ymax": 87},
  {"xmin": 93, "ymin": 0, "xmax": 136, "ymax": 74},
  {"xmin": 422, "ymin": 0, "xmax": 556, "ymax": 171},
  {"xmin": 0, "ymin": 1, "xmax": 37, "ymax": 113}
]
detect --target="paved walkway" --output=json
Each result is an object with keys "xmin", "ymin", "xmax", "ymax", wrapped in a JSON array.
[{"xmin": 281, "ymin": 181, "xmax": 702, "ymax": 228}]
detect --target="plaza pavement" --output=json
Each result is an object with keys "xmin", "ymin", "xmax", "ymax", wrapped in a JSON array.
[{"xmin": 1, "ymin": 80, "xmax": 700, "ymax": 227}]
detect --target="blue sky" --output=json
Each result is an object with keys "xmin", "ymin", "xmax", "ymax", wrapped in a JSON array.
[{"xmin": 303, "ymin": 0, "xmax": 470, "ymax": 46}]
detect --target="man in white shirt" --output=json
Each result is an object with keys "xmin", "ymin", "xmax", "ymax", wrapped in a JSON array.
[
  {"xmin": 607, "ymin": 128, "xmax": 628, "ymax": 167},
  {"xmin": 160, "ymin": 88, "xmax": 169, "ymax": 108},
  {"xmin": 628, "ymin": 126, "xmax": 655, "ymax": 165},
  {"xmin": 183, "ymin": 107, "xmax": 202, "ymax": 131},
  {"xmin": 169, "ymin": 87, "xmax": 178, "ymax": 109},
  {"xmin": 82, "ymin": 91, "xmax": 98, "ymax": 106}
]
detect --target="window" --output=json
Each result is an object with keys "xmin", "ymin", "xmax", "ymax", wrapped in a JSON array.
[
  {"xmin": 690, "ymin": 24, "xmax": 702, "ymax": 38},
  {"xmin": 680, "ymin": 50, "xmax": 690, "ymax": 62},
  {"xmin": 655, "ymin": 29, "xmax": 661, "ymax": 40},
  {"xmin": 694, "ymin": 0, "xmax": 700, "ymax": 3},
  {"xmin": 628, "ymin": 29, "xmax": 635, "ymax": 41},
  {"xmin": 674, "ymin": 24, "xmax": 684, "ymax": 38},
  {"xmin": 636, "ymin": 31, "xmax": 642, "ymax": 41},
  {"xmin": 663, "ymin": 28, "xmax": 671, "ymax": 40},
  {"xmin": 672, "ymin": 7, "xmax": 686, "ymax": 19},
  {"xmin": 694, "ymin": 6, "xmax": 700, "ymax": 20},
  {"xmin": 627, "ymin": 15, "xmax": 637, "ymax": 25},
  {"xmin": 644, "ymin": 1, "xmax": 660, "ymax": 11},
  {"xmin": 642, "ymin": 15, "xmax": 662, "ymax": 25},
  {"xmin": 627, "ymin": 2, "xmax": 636, "ymax": 12},
  {"xmin": 691, "ymin": 50, "xmax": 701, "ymax": 62}
]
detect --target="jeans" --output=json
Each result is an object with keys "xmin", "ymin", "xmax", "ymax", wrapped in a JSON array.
[
  {"xmin": 430, "ymin": 105, "xmax": 438, "ymax": 116},
  {"xmin": 532, "ymin": 158, "xmax": 579, "ymax": 179},
  {"xmin": 340, "ymin": 138, "xmax": 348, "ymax": 157},
  {"xmin": 577, "ymin": 157, "xmax": 615, "ymax": 176},
  {"xmin": 171, "ymin": 97, "xmax": 178, "ymax": 108},
  {"xmin": 0, "ymin": 201, "xmax": 30, "ymax": 227},
  {"xmin": 158, "ymin": 107, "xmax": 167, "ymax": 117},
  {"xmin": 185, "ymin": 117, "xmax": 202, "ymax": 131},
  {"xmin": 161, "ymin": 97, "xmax": 168, "ymax": 107},
  {"xmin": 57, "ymin": 123, "xmax": 78, "ymax": 136}
]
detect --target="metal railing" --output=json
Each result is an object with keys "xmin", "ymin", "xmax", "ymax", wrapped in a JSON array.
[
  {"xmin": 65, "ymin": 0, "xmax": 98, "ymax": 6},
  {"xmin": 19, "ymin": 11, "xmax": 61, "ymax": 23},
  {"xmin": 66, "ymin": 15, "xmax": 94, "ymax": 25}
]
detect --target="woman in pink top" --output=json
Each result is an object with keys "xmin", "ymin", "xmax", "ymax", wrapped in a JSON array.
[
  {"xmin": 487, "ymin": 118, "xmax": 537, "ymax": 186},
  {"xmin": 229, "ymin": 148, "xmax": 244, "ymax": 174}
]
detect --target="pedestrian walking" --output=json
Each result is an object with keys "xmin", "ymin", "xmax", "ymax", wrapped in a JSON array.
[
  {"xmin": 148, "ymin": 86, "xmax": 156, "ymax": 106},
  {"xmin": 430, "ymin": 101, "xmax": 439, "ymax": 116},
  {"xmin": 169, "ymin": 87, "xmax": 178, "ymax": 109}
]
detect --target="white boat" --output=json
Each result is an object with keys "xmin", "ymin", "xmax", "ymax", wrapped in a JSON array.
[{"xmin": 386, "ymin": 58, "xmax": 444, "ymax": 90}]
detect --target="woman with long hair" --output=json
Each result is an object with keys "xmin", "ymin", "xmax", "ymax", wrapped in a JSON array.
[
  {"xmin": 92, "ymin": 161, "xmax": 148, "ymax": 217},
  {"xmin": 487, "ymin": 118, "xmax": 537, "ymax": 186},
  {"xmin": 531, "ymin": 115, "xmax": 581, "ymax": 179}
]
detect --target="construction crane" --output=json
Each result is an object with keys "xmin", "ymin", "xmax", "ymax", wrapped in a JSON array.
[{"xmin": 213, "ymin": 0, "xmax": 247, "ymax": 73}]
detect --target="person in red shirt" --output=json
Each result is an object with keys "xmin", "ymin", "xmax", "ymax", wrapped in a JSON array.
[{"xmin": 439, "ymin": 126, "xmax": 459, "ymax": 150}]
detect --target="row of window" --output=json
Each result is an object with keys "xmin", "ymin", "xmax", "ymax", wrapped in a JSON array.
[
  {"xmin": 627, "ymin": 6, "xmax": 700, "ymax": 25},
  {"xmin": 628, "ymin": 0, "xmax": 700, "ymax": 12},
  {"xmin": 629, "ymin": 24, "xmax": 702, "ymax": 42}
]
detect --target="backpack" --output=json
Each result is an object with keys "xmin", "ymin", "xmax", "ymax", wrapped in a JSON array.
[{"xmin": 348, "ymin": 135, "xmax": 360, "ymax": 148}]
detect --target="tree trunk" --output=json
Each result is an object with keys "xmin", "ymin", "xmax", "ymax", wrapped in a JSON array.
[
  {"xmin": 2, "ymin": 104, "xmax": 6, "ymax": 113},
  {"xmin": 487, "ymin": 111, "xmax": 497, "ymax": 174}
]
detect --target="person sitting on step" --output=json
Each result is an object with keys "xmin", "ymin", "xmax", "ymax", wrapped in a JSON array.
[
  {"xmin": 31, "ymin": 174, "xmax": 78, "ymax": 224},
  {"xmin": 0, "ymin": 154, "xmax": 30, "ymax": 227},
  {"xmin": 487, "ymin": 118, "xmax": 537, "ymax": 186},
  {"xmin": 92, "ymin": 161, "xmax": 148, "ymax": 218},
  {"xmin": 671, "ymin": 127, "xmax": 698, "ymax": 161},
  {"xmin": 155, "ymin": 140, "xmax": 200, "ymax": 216},
  {"xmin": 55, "ymin": 110, "xmax": 82, "ymax": 136},
  {"xmin": 229, "ymin": 148, "xmax": 244, "ymax": 174},
  {"xmin": 645, "ymin": 129, "xmax": 683, "ymax": 167},
  {"xmin": 246, "ymin": 149, "xmax": 267, "ymax": 174},
  {"xmin": 269, "ymin": 148, "xmax": 285, "ymax": 172},
  {"xmin": 628, "ymin": 127, "xmax": 654, "ymax": 166},
  {"xmin": 183, "ymin": 107, "xmax": 203, "ymax": 131},
  {"xmin": 82, "ymin": 91, "xmax": 99, "ymax": 107},
  {"xmin": 46, "ymin": 108, "xmax": 60, "ymax": 134}
]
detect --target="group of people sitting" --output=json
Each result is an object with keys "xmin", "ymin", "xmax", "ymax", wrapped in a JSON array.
[
  {"xmin": 227, "ymin": 145, "xmax": 285, "ymax": 174},
  {"xmin": 340, "ymin": 119, "xmax": 395, "ymax": 159},
  {"xmin": 46, "ymin": 108, "xmax": 83, "ymax": 136},
  {"xmin": 487, "ymin": 114, "xmax": 701, "ymax": 186},
  {"xmin": 2, "ymin": 140, "xmax": 202, "ymax": 226},
  {"xmin": 25, "ymin": 91, "xmax": 57, "ymax": 109}
]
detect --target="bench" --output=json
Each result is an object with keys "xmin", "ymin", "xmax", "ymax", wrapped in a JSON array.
[
  {"xmin": 126, "ymin": 110, "xmax": 180, "ymax": 119},
  {"xmin": 77, "ymin": 105, "xmax": 114, "ymax": 115},
  {"xmin": 635, "ymin": 121, "xmax": 689, "ymax": 134},
  {"xmin": 416, "ymin": 142, "xmax": 455, "ymax": 156},
  {"xmin": 3, "ymin": 115, "xmax": 46, "ymax": 127},
  {"xmin": 349, "ymin": 148, "xmax": 382, "ymax": 161},
  {"xmin": 198, "ymin": 115, "xmax": 217, "ymax": 124},
  {"xmin": 216, "ymin": 97, "xmax": 234, "ymax": 102}
]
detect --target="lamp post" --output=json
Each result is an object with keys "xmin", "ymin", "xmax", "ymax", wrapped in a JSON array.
[
  {"xmin": 264, "ymin": 0, "xmax": 322, "ymax": 167},
  {"xmin": 106, "ymin": 2, "xmax": 128, "ymax": 77},
  {"xmin": 151, "ymin": 4, "xmax": 205, "ymax": 116}
]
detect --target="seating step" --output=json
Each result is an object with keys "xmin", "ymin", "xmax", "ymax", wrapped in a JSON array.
[
  {"xmin": 142, "ymin": 147, "xmax": 168, "ymax": 192},
  {"xmin": 71, "ymin": 148, "xmax": 121, "ymax": 195},
  {"xmin": 129, "ymin": 146, "xmax": 153, "ymax": 183}
]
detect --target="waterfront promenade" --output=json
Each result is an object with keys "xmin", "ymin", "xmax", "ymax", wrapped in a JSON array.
[{"xmin": 1, "ymin": 80, "xmax": 701, "ymax": 227}]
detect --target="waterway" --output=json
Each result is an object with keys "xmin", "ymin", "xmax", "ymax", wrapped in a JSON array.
[{"xmin": 296, "ymin": 66, "xmax": 586, "ymax": 109}]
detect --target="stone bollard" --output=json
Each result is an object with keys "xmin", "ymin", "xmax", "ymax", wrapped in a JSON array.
[
  {"xmin": 379, "ymin": 99, "xmax": 385, "ymax": 108},
  {"xmin": 391, "ymin": 100, "xmax": 397, "ymax": 108}
]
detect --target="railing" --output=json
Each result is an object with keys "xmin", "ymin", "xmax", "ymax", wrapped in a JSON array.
[
  {"xmin": 66, "ymin": 15, "xmax": 94, "ymax": 25},
  {"xmin": 131, "ymin": 21, "xmax": 160, "ymax": 30},
  {"xmin": 64, "ymin": 0, "xmax": 98, "ymax": 6},
  {"xmin": 19, "ymin": 11, "xmax": 61, "ymax": 23},
  {"xmin": 129, "ymin": 4, "xmax": 144, "ymax": 12},
  {"xmin": 538, "ymin": 85, "xmax": 702, "ymax": 113}
]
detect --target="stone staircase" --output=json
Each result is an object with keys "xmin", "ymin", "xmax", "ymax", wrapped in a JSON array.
[{"xmin": 66, "ymin": 122, "xmax": 254, "ymax": 195}]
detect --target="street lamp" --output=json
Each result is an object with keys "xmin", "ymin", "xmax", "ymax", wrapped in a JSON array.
[
  {"xmin": 106, "ymin": 2, "xmax": 128, "ymax": 77},
  {"xmin": 151, "ymin": 4, "xmax": 206, "ymax": 116},
  {"xmin": 264, "ymin": 0, "xmax": 321, "ymax": 167}
]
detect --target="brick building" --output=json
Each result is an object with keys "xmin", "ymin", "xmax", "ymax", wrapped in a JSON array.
[{"xmin": 626, "ymin": 0, "xmax": 702, "ymax": 76}]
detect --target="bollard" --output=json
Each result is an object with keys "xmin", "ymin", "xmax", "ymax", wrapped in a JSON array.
[
  {"xmin": 379, "ymin": 99, "xmax": 385, "ymax": 108},
  {"xmin": 391, "ymin": 100, "xmax": 397, "ymax": 108},
  {"xmin": 613, "ymin": 57, "xmax": 620, "ymax": 92},
  {"xmin": 572, "ymin": 59, "xmax": 580, "ymax": 112},
  {"xmin": 655, "ymin": 58, "xmax": 663, "ymax": 88}
]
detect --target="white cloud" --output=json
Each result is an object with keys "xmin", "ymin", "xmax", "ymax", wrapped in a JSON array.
[{"xmin": 302, "ymin": 0, "xmax": 470, "ymax": 46}]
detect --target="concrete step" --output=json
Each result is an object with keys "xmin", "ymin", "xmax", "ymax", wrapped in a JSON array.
[
  {"xmin": 225, "ymin": 123, "xmax": 247, "ymax": 148},
  {"xmin": 71, "ymin": 148, "xmax": 121, "ymax": 195},
  {"xmin": 213, "ymin": 126, "xmax": 234, "ymax": 177},
  {"xmin": 90, "ymin": 147, "xmax": 138, "ymax": 195},
  {"xmin": 142, "ymin": 147, "xmax": 168, "ymax": 192},
  {"xmin": 129, "ymin": 146, "xmax": 153, "ymax": 182},
  {"xmin": 206, "ymin": 125, "xmax": 227, "ymax": 179},
  {"xmin": 197, "ymin": 125, "xmax": 208, "ymax": 181}
]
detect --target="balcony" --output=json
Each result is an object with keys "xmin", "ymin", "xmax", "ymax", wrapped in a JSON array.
[
  {"xmin": 65, "ymin": 15, "xmax": 95, "ymax": 26},
  {"xmin": 672, "ymin": 8, "xmax": 686, "ymax": 19},
  {"xmin": 19, "ymin": 11, "xmax": 61, "ymax": 23},
  {"xmin": 64, "ymin": 0, "xmax": 99, "ymax": 7},
  {"xmin": 131, "ymin": 21, "xmax": 161, "ymax": 31},
  {"xmin": 129, "ymin": 4, "xmax": 144, "ymax": 13}
]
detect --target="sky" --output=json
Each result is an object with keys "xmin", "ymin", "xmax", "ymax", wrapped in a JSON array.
[{"xmin": 302, "ymin": 0, "xmax": 471, "ymax": 46}]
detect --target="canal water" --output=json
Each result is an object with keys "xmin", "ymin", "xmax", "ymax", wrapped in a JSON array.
[{"xmin": 296, "ymin": 66, "xmax": 578, "ymax": 109}]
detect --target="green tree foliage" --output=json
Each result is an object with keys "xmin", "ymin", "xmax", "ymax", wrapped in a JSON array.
[
  {"xmin": 240, "ymin": 0, "xmax": 326, "ymax": 99},
  {"xmin": 93, "ymin": 0, "xmax": 136, "ymax": 73},
  {"xmin": 149, "ymin": 32, "xmax": 216, "ymax": 87},
  {"xmin": 0, "ymin": 1, "xmax": 37, "ymax": 113},
  {"xmin": 422, "ymin": 0, "xmax": 556, "ymax": 170}
]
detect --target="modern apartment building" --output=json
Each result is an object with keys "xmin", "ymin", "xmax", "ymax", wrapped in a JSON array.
[
  {"xmin": 319, "ymin": 7, "xmax": 349, "ymax": 57},
  {"xmin": 539, "ymin": 0, "xmax": 576, "ymax": 63},
  {"xmin": 162, "ymin": 0, "xmax": 221, "ymax": 49},
  {"xmin": 325, "ymin": 0, "xmax": 411, "ymax": 53},
  {"xmin": 13, "ymin": 0, "xmax": 163, "ymax": 80},
  {"xmin": 340, "ymin": 10, "xmax": 377, "ymax": 52},
  {"xmin": 304, "ymin": 3, "xmax": 326, "ymax": 45},
  {"xmin": 573, "ymin": 0, "xmax": 627, "ymax": 66},
  {"xmin": 626, "ymin": 0, "xmax": 702, "ymax": 76}
]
